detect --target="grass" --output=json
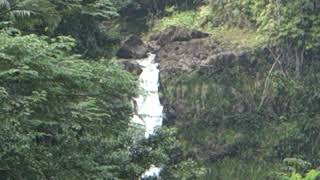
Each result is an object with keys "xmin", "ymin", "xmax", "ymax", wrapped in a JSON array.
[
  {"xmin": 209, "ymin": 27, "xmax": 265, "ymax": 48},
  {"xmin": 148, "ymin": 5, "xmax": 266, "ymax": 48},
  {"xmin": 202, "ymin": 158, "xmax": 281, "ymax": 180},
  {"xmin": 151, "ymin": 6, "xmax": 211, "ymax": 32}
]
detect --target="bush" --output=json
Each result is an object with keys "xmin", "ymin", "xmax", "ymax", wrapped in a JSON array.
[{"xmin": 0, "ymin": 33, "xmax": 142, "ymax": 179}]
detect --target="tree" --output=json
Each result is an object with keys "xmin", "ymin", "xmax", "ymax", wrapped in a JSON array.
[
  {"xmin": 254, "ymin": 0, "xmax": 320, "ymax": 78},
  {"xmin": 0, "ymin": 33, "xmax": 141, "ymax": 179}
]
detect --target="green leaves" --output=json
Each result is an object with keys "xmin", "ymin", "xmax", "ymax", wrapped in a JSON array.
[
  {"xmin": 80, "ymin": 0, "xmax": 118, "ymax": 18},
  {"xmin": 0, "ymin": 0, "xmax": 10, "ymax": 9},
  {"xmin": 0, "ymin": 33, "xmax": 141, "ymax": 179},
  {"xmin": 209, "ymin": 0, "xmax": 320, "ymax": 50},
  {"xmin": 0, "ymin": 0, "xmax": 32, "ymax": 23},
  {"xmin": 273, "ymin": 159, "xmax": 320, "ymax": 180},
  {"xmin": 49, "ymin": 0, "xmax": 119, "ymax": 18}
]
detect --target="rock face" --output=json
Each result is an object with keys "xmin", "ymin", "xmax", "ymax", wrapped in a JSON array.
[
  {"xmin": 152, "ymin": 28, "xmax": 258, "ymax": 79},
  {"xmin": 149, "ymin": 27, "xmax": 256, "ymax": 78},
  {"xmin": 150, "ymin": 26, "xmax": 209, "ymax": 47},
  {"xmin": 117, "ymin": 35, "xmax": 149, "ymax": 59},
  {"xmin": 151, "ymin": 27, "xmax": 270, "ymax": 163}
]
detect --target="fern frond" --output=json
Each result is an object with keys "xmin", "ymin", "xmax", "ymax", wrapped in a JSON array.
[
  {"xmin": 0, "ymin": 0, "xmax": 10, "ymax": 9},
  {"xmin": 10, "ymin": 10, "xmax": 32, "ymax": 18}
]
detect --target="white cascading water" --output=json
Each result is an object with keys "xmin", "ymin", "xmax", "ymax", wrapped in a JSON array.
[{"xmin": 131, "ymin": 53, "xmax": 163, "ymax": 178}]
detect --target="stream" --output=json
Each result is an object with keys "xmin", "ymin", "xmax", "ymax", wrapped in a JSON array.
[{"xmin": 131, "ymin": 53, "xmax": 163, "ymax": 178}]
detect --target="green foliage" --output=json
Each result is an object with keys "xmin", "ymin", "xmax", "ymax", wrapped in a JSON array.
[
  {"xmin": 0, "ymin": 0, "xmax": 32, "ymax": 22},
  {"xmin": 0, "ymin": 0, "xmax": 124, "ymax": 58},
  {"xmin": 283, "ymin": 158, "xmax": 312, "ymax": 174},
  {"xmin": 272, "ymin": 159, "xmax": 320, "ymax": 180},
  {"xmin": 0, "ymin": 33, "xmax": 146, "ymax": 179},
  {"xmin": 14, "ymin": 0, "xmax": 61, "ymax": 32},
  {"xmin": 50, "ymin": 0, "xmax": 118, "ymax": 18},
  {"xmin": 159, "ymin": 35, "xmax": 320, "ymax": 178},
  {"xmin": 204, "ymin": 158, "xmax": 279, "ymax": 180},
  {"xmin": 255, "ymin": 0, "xmax": 320, "ymax": 48},
  {"xmin": 276, "ymin": 170, "xmax": 320, "ymax": 180},
  {"xmin": 161, "ymin": 159, "xmax": 206, "ymax": 180},
  {"xmin": 268, "ymin": 69, "xmax": 320, "ymax": 165},
  {"xmin": 152, "ymin": 6, "xmax": 211, "ymax": 32},
  {"xmin": 1, "ymin": 0, "xmax": 320, "ymax": 179},
  {"xmin": 304, "ymin": 170, "xmax": 320, "ymax": 180},
  {"xmin": 0, "ymin": 32, "xmax": 185, "ymax": 177},
  {"xmin": 208, "ymin": 0, "xmax": 320, "ymax": 52},
  {"xmin": 209, "ymin": 0, "xmax": 254, "ymax": 27},
  {"xmin": 150, "ymin": 5, "xmax": 264, "ymax": 47}
]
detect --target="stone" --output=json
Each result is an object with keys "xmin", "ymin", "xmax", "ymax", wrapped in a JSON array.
[
  {"xmin": 150, "ymin": 26, "xmax": 209, "ymax": 46},
  {"xmin": 117, "ymin": 35, "xmax": 148, "ymax": 59},
  {"xmin": 118, "ymin": 59, "xmax": 143, "ymax": 76}
]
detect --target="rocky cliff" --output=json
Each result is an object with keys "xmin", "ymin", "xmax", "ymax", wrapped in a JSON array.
[
  {"xmin": 149, "ymin": 26, "xmax": 281, "ymax": 165},
  {"xmin": 117, "ymin": 26, "xmax": 320, "ymax": 178}
]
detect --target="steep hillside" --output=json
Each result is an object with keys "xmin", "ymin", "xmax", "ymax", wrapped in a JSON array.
[{"xmin": 146, "ymin": 5, "xmax": 320, "ymax": 177}]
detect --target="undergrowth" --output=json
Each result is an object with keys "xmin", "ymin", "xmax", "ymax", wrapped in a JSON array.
[{"xmin": 149, "ymin": 5, "xmax": 266, "ymax": 48}]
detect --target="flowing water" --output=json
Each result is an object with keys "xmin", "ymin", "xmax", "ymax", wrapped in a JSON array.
[{"xmin": 131, "ymin": 53, "xmax": 163, "ymax": 178}]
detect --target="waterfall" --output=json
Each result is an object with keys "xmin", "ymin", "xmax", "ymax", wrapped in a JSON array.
[{"xmin": 131, "ymin": 53, "xmax": 163, "ymax": 178}]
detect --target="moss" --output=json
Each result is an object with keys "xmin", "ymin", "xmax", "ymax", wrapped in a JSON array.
[
  {"xmin": 209, "ymin": 26, "xmax": 265, "ymax": 48},
  {"xmin": 148, "ymin": 5, "xmax": 267, "ymax": 48}
]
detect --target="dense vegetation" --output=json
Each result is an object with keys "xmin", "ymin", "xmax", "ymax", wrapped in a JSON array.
[
  {"xmin": 1, "ymin": 0, "xmax": 320, "ymax": 179},
  {"xmin": 0, "ymin": 0, "xmax": 167, "ymax": 179},
  {"xmin": 151, "ymin": 0, "xmax": 320, "ymax": 179},
  {"xmin": 0, "ymin": 33, "xmax": 139, "ymax": 178}
]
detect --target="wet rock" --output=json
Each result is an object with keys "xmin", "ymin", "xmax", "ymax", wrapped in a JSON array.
[{"xmin": 117, "ymin": 35, "xmax": 148, "ymax": 59}]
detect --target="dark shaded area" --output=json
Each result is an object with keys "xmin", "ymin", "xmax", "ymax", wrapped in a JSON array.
[
  {"xmin": 55, "ymin": 14, "xmax": 120, "ymax": 58},
  {"xmin": 117, "ymin": 35, "xmax": 149, "ymax": 59}
]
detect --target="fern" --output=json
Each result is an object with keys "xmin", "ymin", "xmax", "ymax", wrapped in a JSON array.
[
  {"xmin": 0, "ymin": 0, "xmax": 10, "ymax": 9},
  {"xmin": 10, "ymin": 10, "xmax": 32, "ymax": 18},
  {"xmin": 0, "ymin": 0, "xmax": 32, "ymax": 22}
]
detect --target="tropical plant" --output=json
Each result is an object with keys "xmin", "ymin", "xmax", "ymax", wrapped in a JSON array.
[
  {"xmin": 272, "ymin": 158, "xmax": 320, "ymax": 180},
  {"xmin": 0, "ymin": 0, "xmax": 32, "ymax": 22},
  {"xmin": 0, "ymin": 33, "xmax": 140, "ymax": 179}
]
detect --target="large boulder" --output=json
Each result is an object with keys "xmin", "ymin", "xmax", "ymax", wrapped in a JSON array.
[
  {"xmin": 156, "ymin": 37, "xmax": 220, "ymax": 74},
  {"xmin": 150, "ymin": 26, "xmax": 209, "ymax": 47},
  {"xmin": 117, "ymin": 35, "xmax": 149, "ymax": 59}
]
